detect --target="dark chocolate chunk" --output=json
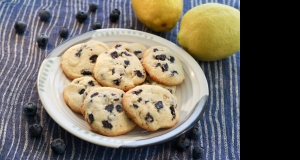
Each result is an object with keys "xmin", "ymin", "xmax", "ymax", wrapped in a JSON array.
[
  {"xmin": 170, "ymin": 105, "xmax": 176, "ymax": 120},
  {"xmin": 115, "ymin": 44, "xmax": 122, "ymax": 48},
  {"xmin": 89, "ymin": 55, "xmax": 98, "ymax": 63},
  {"xmin": 155, "ymin": 101, "xmax": 163, "ymax": 109},
  {"xmin": 155, "ymin": 63, "xmax": 161, "ymax": 67},
  {"xmin": 88, "ymin": 113, "xmax": 94, "ymax": 123},
  {"xmin": 153, "ymin": 48, "xmax": 159, "ymax": 52},
  {"xmin": 161, "ymin": 63, "xmax": 169, "ymax": 72},
  {"xmin": 137, "ymin": 97, "xmax": 142, "ymax": 103},
  {"xmin": 134, "ymin": 51, "xmax": 142, "ymax": 55},
  {"xmin": 145, "ymin": 113, "xmax": 154, "ymax": 122},
  {"xmin": 133, "ymin": 104, "xmax": 139, "ymax": 108},
  {"xmin": 155, "ymin": 54, "xmax": 166, "ymax": 61},
  {"xmin": 75, "ymin": 49, "xmax": 82, "ymax": 57},
  {"xmin": 79, "ymin": 89, "xmax": 85, "ymax": 95},
  {"xmin": 135, "ymin": 70, "xmax": 144, "ymax": 78},
  {"xmin": 113, "ymin": 78, "xmax": 121, "ymax": 86},
  {"xmin": 116, "ymin": 105, "xmax": 123, "ymax": 112},
  {"xmin": 171, "ymin": 70, "xmax": 178, "ymax": 76},
  {"xmin": 105, "ymin": 104, "xmax": 114, "ymax": 112},
  {"xmin": 111, "ymin": 51, "xmax": 118, "ymax": 58},
  {"xmin": 102, "ymin": 120, "xmax": 113, "ymax": 129},
  {"xmin": 112, "ymin": 68, "xmax": 115, "ymax": 75},
  {"xmin": 124, "ymin": 60, "xmax": 130, "ymax": 66},
  {"xmin": 114, "ymin": 98, "xmax": 120, "ymax": 101},
  {"xmin": 81, "ymin": 69, "xmax": 93, "ymax": 76},
  {"xmin": 91, "ymin": 92, "xmax": 99, "ymax": 98},
  {"xmin": 88, "ymin": 80, "xmax": 95, "ymax": 86},
  {"xmin": 121, "ymin": 51, "xmax": 131, "ymax": 56},
  {"xmin": 132, "ymin": 89, "xmax": 142, "ymax": 95},
  {"xmin": 168, "ymin": 56, "xmax": 175, "ymax": 63}
]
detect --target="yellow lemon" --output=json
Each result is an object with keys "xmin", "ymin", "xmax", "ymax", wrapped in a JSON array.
[
  {"xmin": 177, "ymin": 3, "xmax": 240, "ymax": 61},
  {"xmin": 131, "ymin": 0, "xmax": 183, "ymax": 32}
]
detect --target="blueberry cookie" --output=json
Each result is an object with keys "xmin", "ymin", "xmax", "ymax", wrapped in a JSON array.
[
  {"xmin": 61, "ymin": 40, "xmax": 110, "ymax": 80},
  {"xmin": 93, "ymin": 48, "xmax": 146, "ymax": 91},
  {"xmin": 82, "ymin": 87, "xmax": 136, "ymax": 136},
  {"xmin": 122, "ymin": 85, "xmax": 179, "ymax": 131},
  {"xmin": 111, "ymin": 42, "xmax": 148, "ymax": 61},
  {"xmin": 142, "ymin": 46, "xmax": 185, "ymax": 86},
  {"xmin": 63, "ymin": 76, "xmax": 101, "ymax": 114},
  {"xmin": 143, "ymin": 74, "xmax": 176, "ymax": 95}
]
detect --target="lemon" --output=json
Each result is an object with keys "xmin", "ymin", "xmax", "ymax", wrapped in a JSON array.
[
  {"xmin": 131, "ymin": 0, "xmax": 183, "ymax": 32},
  {"xmin": 177, "ymin": 3, "xmax": 240, "ymax": 61}
]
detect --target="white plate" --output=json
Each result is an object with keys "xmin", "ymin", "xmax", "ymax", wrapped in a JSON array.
[{"xmin": 37, "ymin": 28, "xmax": 209, "ymax": 148}]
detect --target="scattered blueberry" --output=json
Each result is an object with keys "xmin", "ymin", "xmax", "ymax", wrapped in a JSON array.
[
  {"xmin": 59, "ymin": 27, "xmax": 69, "ymax": 38},
  {"xmin": 76, "ymin": 10, "xmax": 88, "ymax": 23},
  {"xmin": 169, "ymin": 156, "xmax": 180, "ymax": 160},
  {"xmin": 192, "ymin": 146, "xmax": 204, "ymax": 159},
  {"xmin": 38, "ymin": 8, "xmax": 51, "ymax": 22},
  {"xmin": 36, "ymin": 33, "xmax": 49, "ymax": 46},
  {"xmin": 89, "ymin": 3, "xmax": 98, "ymax": 12},
  {"xmin": 92, "ymin": 22, "xmax": 102, "ymax": 30},
  {"xmin": 51, "ymin": 138, "xmax": 66, "ymax": 154},
  {"xmin": 14, "ymin": 21, "xmax": 27, "ymax": 34},
  {"xmin": 175, "ymin": 134, "xmax": 190, "ymax": 151},
  {"xmin": 188, "ymin": 126, "xmax": 201, "ymax": 140},
  {"xmin": 109, "ymin": 9, "xmax": 120, "ymax": 23},
  {"xmin": 29, "ymin": 124, "xmax": 43, "ymax": 137},
  {"xmin": 23, "ymin": 102, "xmax": 37, "ymax": 116}
]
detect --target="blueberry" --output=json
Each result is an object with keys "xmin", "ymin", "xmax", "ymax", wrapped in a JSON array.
[
  {"xmin": 169, "ymin": 156, "xmax": 180, "ymax": 160},
  {"xmin": 112, "ymin": 9, "xmax": 121, "ymax": 15},
  {"xmin": 23, "ymin": 102, "xmax": 37, "ymax": 116},
  {"xmin": 175, "ymin": 134, "xmax": 190, "ymax": 151},
  {"xmin": 76, "ymin": 10, "xmax": 88, "ymax": 23},
  {"xmin": 188, "ymin": 126, "xmax": 201, "ymax": 140},
  {"xmin": 109, "ymin": 9, "xmax": 120, "ymax": 23},
  {"xmin": 38, "ymin": 8, "xmax": 51, "ymax": 22},
  {"xmin": 29, "ymin": 124, "xmax": 43, "ymax": 137},
  {"xmin": 192, "ymin": 146, "xmax": 204, "ymax": 159},
  {"xmin": 14, "ymin": 21, "xmax": 27, "ymax": 34},
  {"xmin": 59, "ymin": 27, "xmax": 69, "ymax": 38},
  {"xmin": 51, "ymin": 138, "xmax": 66, "ymax": 154},
  {"xmin": 92, "ymin": 22, "xmax": 102, "ymax": 30},
  {"xmin": 36, "ymin": 33, "xmax": 49, "ymax": 46},
  {"xmin": 89, "ymin": 3, "xmax": 98, "ymax": 12}
]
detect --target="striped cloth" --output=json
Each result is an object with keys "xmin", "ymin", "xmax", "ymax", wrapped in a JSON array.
[{"xmin": 0, "ymin": 0, "xmax": 240, "ymax": 160}]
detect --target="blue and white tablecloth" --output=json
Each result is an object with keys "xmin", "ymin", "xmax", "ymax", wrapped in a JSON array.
[{"xmin": 0, "ymin": 0, "xmax": 240, "ymax": 159}]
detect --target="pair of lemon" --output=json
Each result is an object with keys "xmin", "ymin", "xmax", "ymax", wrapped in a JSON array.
[{"xmin": 131, "ymin": 1, "xmax": 240, "ymax": 61}]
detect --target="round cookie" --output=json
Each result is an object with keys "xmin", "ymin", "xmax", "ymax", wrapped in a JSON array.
[
  {"xmin": 143, "ymin": 74, "xmax": 176, "ymax": 95},
  {"xmin": 93, "ymin": 48, "xmax": 146, "ymax": 91},
  {"xmin": 82, "ymin": 87, "xmax": 136, "ymax": 136},
  {"xmin": 142, "ymin": 46, "xmax": 185, "ymax": 86},
  {"xmin": 111, "ymin": 42, "xmax": 148, "ymax": 61},
  {"xmin": 63, "ymin": 76, "xmax": 101, "ymax": 114},
  {"xmin": 122, "ymin": 85, "xmax": 179, "ymax": 131},
  {"xmin": 61, "ymin": 40, "xmax": 110, "ymax": 80}
]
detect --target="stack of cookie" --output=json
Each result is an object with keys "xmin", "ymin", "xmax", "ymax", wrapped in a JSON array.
[{"xmin": 61, "ymin": 40, "xmax": 185, "ymax": 136}]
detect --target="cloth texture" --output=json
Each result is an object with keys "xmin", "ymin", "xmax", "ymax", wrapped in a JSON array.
[{"xmin": 0, "ymin": 0, "xmax": 240, "ymax": 159}]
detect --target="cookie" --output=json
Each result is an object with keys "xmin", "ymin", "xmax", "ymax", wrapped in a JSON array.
[
  {"xmin": 142, "ymin": 46, "xmax": 185, "ymax": 86},
  {"xmin": 93, "ymin": 48, "xmax": 146, "ymax": 91},
  {"xmin": 63, "ymin": 76, "xmax": 101, "ymax": 114},
  {"xmin": 110, "ymin": 42, "xmax": 148, "ymax": 61},
  {"xmin": 82, "ymin": 87, "xmax": 136, "ymax": 136},
  {"xmin": 60, "ymin": 40, "xmax": 110, "ymax": 80},
  {"xmin": 143, "ymin": 74, "xmax": 176, "ymax": 95},
  {"xmin": 122, "ymin": 85, "xmax": 179, "ymax": 131}
]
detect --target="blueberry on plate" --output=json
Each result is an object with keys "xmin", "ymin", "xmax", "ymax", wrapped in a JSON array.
[
  {"xmin": 175, "ymin": 134, "xmax": 190, "ymax": 151},
  {"xmin": 29, "ymin": 124, "xmax": 43, "ymax": 137},
  {"xmin": 192, "ymin": 146, "xmax": 204, "ymax": 159},
  {"xmin": 51, "ymin": 138, "xmax": 66, "ymax": 154},
  {"xmin": 14, "ymin": 21, "xmax": 27, "ymax": 34},
  {"xmin": 92, "ymin": 22, "xmax": 102, "ymax": 30},
  {"xmin": 23, "ymin": 102, "xmax": 37, "ymax": 116},
  {"xmin": 38, "ymin": 8, "xmax": 51, "ymax": 22},
  {"xmin": 36, "ymin": 33, "xmax": 49, "ymax": 46},
  {"xmin": 188, "ymin": 126, "xmax": 201, "ymax": 140},
  {"xmin": 59, "ymin": 27, "xmax": 69, "ymax": 38},
  {"xmin": 89, "ymin": 3, "xmax": 98, "ymax": 12},
  {"xmin": 76, "ymin": 10, "xmax": 88, "ymax": 23},
  {"xmin": 109, "ymin": 9, "xmax": 120, "ymax": 23}
]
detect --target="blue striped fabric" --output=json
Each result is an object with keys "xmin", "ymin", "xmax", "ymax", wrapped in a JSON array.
[{"xmin": 0, "ymin": 0, "xmax": 240, "ymax": 159}]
